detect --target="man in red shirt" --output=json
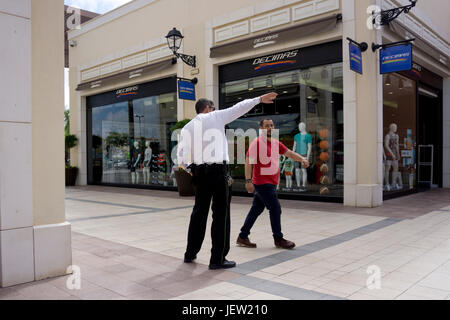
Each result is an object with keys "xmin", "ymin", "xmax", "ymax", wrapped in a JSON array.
[{"xmin": 237, "ymin": 118, "xmax": 310, "ymax": 249}]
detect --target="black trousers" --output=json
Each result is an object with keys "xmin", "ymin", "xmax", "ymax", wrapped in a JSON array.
[{"xmin": 185, "ymin": 164, "xmax": 232, "ymax": 265}]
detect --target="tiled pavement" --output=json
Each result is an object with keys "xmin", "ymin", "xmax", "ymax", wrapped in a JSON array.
[{"xmin": 1, "ymin": 186, "xmax": 450, "ymax": 300}]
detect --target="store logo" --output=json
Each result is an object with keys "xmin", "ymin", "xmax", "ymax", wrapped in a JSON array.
[
  {"xmin": 381, "ymin": 53, "xmax": 409, "ymax": 65},
  {"xmin": 253, "ymin": 50, "xmax": 299, "ymax": 71},
  {"xmin": 116, "ymin": 86, "xmax": 139, "ymax": 98},
  {"xmin": 253, "ymin": 34, "xmax": 279, "ymax": 48}
]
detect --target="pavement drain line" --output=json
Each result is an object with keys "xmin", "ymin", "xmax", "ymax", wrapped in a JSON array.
[{"xmin": 225, "ymin": 218, "xmax": 402, "ymax": 300}]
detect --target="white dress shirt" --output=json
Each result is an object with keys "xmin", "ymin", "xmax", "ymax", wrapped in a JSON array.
[{"xmin": 177, "ymin": 97, "xmax": 261, "ymax": 168}]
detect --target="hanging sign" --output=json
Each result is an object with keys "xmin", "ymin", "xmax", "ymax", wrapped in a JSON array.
[
  {"xmin": 349, "ymin": 42, "xmax": 363, "ymax": 74},
  {"xmin": 380, "ymin": 43, "xmax": 412, "ymax": 74},
  {"xmin": 178, "ymin": 80, "xmax": 196, "ymax": 101}
]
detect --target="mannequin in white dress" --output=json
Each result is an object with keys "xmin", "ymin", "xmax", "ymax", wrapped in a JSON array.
[
  {"xmin": 384, "ymin": 123, "xmax": 403, "ymax": 191},
  {"xmin": 131, "ymin": 141, "xmax": 142, "ymax": 184},
  {"xmin": 143, "ymin": 141, "xmax": 152, "ymax": 184}
]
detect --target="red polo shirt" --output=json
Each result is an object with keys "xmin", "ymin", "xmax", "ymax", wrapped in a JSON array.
[{"xmin": 247, "ymin": 137, "xmax": 288, "ymax": 186}]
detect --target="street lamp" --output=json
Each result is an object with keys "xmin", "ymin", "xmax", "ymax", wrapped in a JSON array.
[
  {"xmin": 134, "ymin": 114, "xmax": 144, "ymax": 139},
  {"xmin": 165, "ymin": 27, "xmax": 196, "ymax": 68}
]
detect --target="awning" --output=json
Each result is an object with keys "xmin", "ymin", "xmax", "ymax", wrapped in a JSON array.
[
  {"xmin": 389, "ymin": 21, "xmax": 449, "ymax": 68},
  {"xmin": 210, "ymin": 14, "xmax": 342, "ymax": 59},
  {"xmin": 76, "ymin": 58, "xmax": 177, "ymax": 91}
]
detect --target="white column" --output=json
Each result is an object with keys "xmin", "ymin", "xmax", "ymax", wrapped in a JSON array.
[
  {"xmin": 343, "ymin": 0, "xmax": 383, "ymax": 207},
  {"xmin": 443, "ymin": 77, "xmax": 450, "ymax": 188},
  {"xmin": 0, "ymin": 0, "xmax": 35, "ymax": 287},
  {"xmin": 342, "ymin": 0, "xmax": 358, "ymax": 206},
  {"xmin": 31, "ymin": 0, "xmax": 72, "ymax": 282}
]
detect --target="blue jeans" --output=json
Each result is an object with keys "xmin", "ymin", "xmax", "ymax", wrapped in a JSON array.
[{"xmin": 239, "ymin": 184, "xmax": 283, "ymax": 241}]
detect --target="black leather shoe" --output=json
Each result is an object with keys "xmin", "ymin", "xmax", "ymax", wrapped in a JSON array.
[
  {"xmin": 209, "ymin": 259, "xmax": 236, "ymax": 270},
  {"xmin": 184, "ymin": 254, "xmax": 197, "ymax": 263}
]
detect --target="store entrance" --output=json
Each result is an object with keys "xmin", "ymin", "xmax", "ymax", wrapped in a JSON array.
[{"xmin": 417, "ymin": 87, "xmax": 442, "ymax": 189}]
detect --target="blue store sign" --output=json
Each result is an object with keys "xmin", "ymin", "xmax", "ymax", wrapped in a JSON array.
[
  {"xmin": 178, "ymin": 80, "xmax": 196, "ymax": 101},
  {"xmin": 349, "ymin": 42, "xmax": 363, "ymax": 74},
  {"xmin": 380, "ymin": 43, "xmax": 412, "ymax": 74}
]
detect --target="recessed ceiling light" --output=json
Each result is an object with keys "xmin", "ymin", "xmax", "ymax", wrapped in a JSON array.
[{"xmin": 385, "ymin": 75, "xmax": 392, "ymax": 86}]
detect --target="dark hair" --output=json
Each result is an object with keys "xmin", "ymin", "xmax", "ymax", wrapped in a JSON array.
[
  {"xmin": 195, "ymin": 99, "xmax": 214, "ymax": 114},
  {"xmin": 259, "ymin": 118, "xmax": 273, "ymax": 127}
]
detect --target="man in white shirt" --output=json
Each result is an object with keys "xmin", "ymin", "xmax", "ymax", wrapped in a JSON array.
[{"xmin": 178, "ymin": 92, "xmax": 278, "ymax": 270}]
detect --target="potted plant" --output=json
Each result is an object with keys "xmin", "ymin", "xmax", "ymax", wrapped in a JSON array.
[
  {"xmin": 170, "ymin": 119, "xmax": 195, "ymax": 196},
  {"xmin": 65, "ymin": 133, "xmax": 79, "ymax": 186}
]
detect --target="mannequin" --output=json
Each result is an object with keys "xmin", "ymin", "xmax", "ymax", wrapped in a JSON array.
[
  {"xmin": 277, "ymin": 155, "xmax": 286, "ymax": 190},
  {"xmin": 281, "ymin": 157, "xmax": 295, "ymax": 189},
  {"xmin": 384, "ymin": 123, "xmax": 403, "ymax": 191},
  {"xmin": 131, "ymin": 141, "xmax": 142, "ymax": 184},
  {"xmin": 143, "ymin": 141, "xmax": 152, "ymax": 184},
  {"xmin": 293, "ymin": 122, "xmax": 312, "ymax": 189},
  {"xmin": 171, "ymin": 164, "xmax": 178, "ymax": 187}
]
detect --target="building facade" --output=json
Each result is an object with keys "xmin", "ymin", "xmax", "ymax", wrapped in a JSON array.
[{"xmin": 68, "ymin": 0, "xmax": 450, "ymax": 207}]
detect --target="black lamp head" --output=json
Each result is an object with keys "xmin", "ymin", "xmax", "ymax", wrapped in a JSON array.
[{"xmin": 166, "ymin": 27, "xmax": 184, "ymax": 53}]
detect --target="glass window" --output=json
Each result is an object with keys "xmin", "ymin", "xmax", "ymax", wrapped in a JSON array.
[
  {"xmin": 88, "ymin": 92, "xmax": 177, "ymax": 187},
  {"xmin": 383, "ymin": 73, "xmax": 417, "ymax": 194},
  {"xmin": 220, "ymin": 62, "xmax": 344, "ymax": 198}
]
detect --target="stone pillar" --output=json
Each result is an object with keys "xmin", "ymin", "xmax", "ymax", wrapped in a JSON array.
[
  {"xmin": 443, "ymin": 78, "xmax": 450, "ymax": 188},
  {"xmin": 342, "ymin": 0, "xmax": 383, "ymax": 207},
  {"xmin": 31, "ymin": 0, "xmax": 72, "ymax": 281},
  {"xmin": 0, "ymin": 0, "xmax": 35, "ymax": 288},
  {"xmin": 0, "ymin": 0, "xmax": 72, "ymax": 287}
]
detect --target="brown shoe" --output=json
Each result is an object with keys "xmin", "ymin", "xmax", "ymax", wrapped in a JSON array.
[
  {"xmin": 236, "ymin": 236, "xmax": 257, "ymax": 248},
  {"xmin": 275, "ymin": 238, "xmax": 295, "ymax": 249}
]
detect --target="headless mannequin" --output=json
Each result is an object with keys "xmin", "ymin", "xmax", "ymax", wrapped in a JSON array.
[
  {"xmin": 171, "ymin": 163, "xmax": 178, "ymax": 187},
  {"xmin": 131, "ymin": 141, "xmax": 142, "ymax": 184},
  {"xmin": 277, "ymin": 155, "xmax": 286, "ymax": 190},
  {"xmin": 293, "ymin": 122, "xmax": 312, "ymax": 189},
  {"xmin": 384, "ymin": 123, "xmax": 403, "ymax": 191},
  {"xmin": 143, "ymin": 141, "xmax": 152, "ymax": 184}
]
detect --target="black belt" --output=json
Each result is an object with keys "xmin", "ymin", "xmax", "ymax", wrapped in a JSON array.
[
  {"xmin": 190, "ymin": 162, "xmax": 229, "ymax": 174},
  {"xmin": 190, "ymin": 161, "xmax": 227, "ymax": 169}
]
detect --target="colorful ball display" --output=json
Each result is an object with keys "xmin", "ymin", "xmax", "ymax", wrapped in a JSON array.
[
  {"xmin": 320, "ymin": 163, "xmax": 329, "ymax": 174},
  {"xmin": 319, "ymin": 186, "xmax": 330, "ymax": 195},
  {"xmin": 320, "ymin": 175, "xmax": 329, "ymax": 185},
  {"xmin": 320, "ymin": 152, "xmax": 329, "ymax": 162},
  {"xmin": 319, "ymin": 140, "xmax": 329, "ymax": 150},
  {"xmin": 319, "ymin": 128, "xmax": 329, "ymax": 139}
]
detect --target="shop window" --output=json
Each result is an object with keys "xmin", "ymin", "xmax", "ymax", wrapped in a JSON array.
[
  {"xmin": 382, "ymin": 73, "xmax": 417, "ymax": 194},
  {"xmin": 88, "ymin": 92, "xmax": 177, "ymax": 187},
  {"xmin": 220, "ymin": 63, "xmax": 344, "ymax": 198}
]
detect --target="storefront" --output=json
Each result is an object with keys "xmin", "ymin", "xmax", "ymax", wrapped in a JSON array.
[
  {"xmin": 219, "ymin": 41, "xmax": 344, "ymax": 201},
  {"xmin": 382, "ymin": 63, "xmax": 443, "ymax": 199},
  {"xmin": 86, "ymin": 77, "xmax": 178, "ymax": 189},
  {"xmin": 68, "ymin": 0, "xmax": 449, "ymax": 207}
]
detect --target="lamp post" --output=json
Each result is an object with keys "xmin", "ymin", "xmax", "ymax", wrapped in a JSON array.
[
  {"xmin": 165, "ymin": 27, "xmax": 196, "ymax": 68},
  {"xmin": 134, "ymin": 114, "xmax": 144, "ymax": 139}
]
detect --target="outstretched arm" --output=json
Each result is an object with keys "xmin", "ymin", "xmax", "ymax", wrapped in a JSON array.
[
  {"xmin": 285, "ymin": 150, "xmax": 310, "ymax": 168},
  {"xmin": 215, "ymin": 92, "xmax": 278, "ymax": 125}
]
